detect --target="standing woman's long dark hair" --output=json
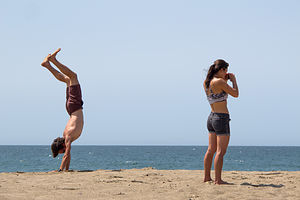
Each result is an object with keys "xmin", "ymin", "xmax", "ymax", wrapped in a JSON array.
[{"xmin": 204, "ymin": 59, "xmax": 229, "ymax": 89}]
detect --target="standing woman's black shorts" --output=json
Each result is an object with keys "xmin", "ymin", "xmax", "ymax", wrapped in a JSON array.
[{"xmin": 207, "ymin": 112, "xmax": 231, "ymax": 135}]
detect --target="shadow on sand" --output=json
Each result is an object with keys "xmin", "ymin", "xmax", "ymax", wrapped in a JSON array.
[
  {"xmin": 241, "ymin": 182, "xmax": 284, "ymax": 188},
  {"xmin": 76, "ymin": 170, "xmax": 94, "ymax": 172},
  {"xmin": 66, "ymin": 170, "xmax": 94, "ymax": 172}
]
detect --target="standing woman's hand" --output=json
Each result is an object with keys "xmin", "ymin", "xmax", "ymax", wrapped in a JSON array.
[
  {"xmin": 224, "ymin": 73, "xmax": 239, "ymax": 98},
  {"xmin": 227, "ymin": 73, "xmax": 236, "ymax": 82},
  {"xmin": 225, "ymin": 74, "xmax": 230, "ymax": 82}
]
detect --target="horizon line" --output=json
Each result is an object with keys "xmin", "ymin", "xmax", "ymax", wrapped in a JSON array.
[{"xmin": 0, "ymin": 144, "xmax": 299, "ymax": 147}]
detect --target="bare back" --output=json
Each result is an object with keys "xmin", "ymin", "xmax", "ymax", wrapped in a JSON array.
[{"xmin": 204, "ymin": 78, "xmax": 229, "ymax": 114}]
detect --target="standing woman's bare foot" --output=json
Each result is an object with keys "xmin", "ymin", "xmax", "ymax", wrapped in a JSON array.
[
  {"xmin": 204, "ymin": 178, "xmax": 213, "ymax": 182},
  {"xmin": 49, "ymin": 48, "xmax": 61, "ymax": 62},
  {"xmin": 215, "ymin": 180, "xmax": 229, "ymax": 185},
  {"xmin": 41, "ymin": 54, "xmax": 51, "ymax": 67}
]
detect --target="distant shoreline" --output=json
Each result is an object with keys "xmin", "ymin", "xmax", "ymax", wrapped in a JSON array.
[
  {"xmin": 0, "ymin": 145, "xmax": 299, "ymax": 147},
  {"xmin": 1, "ymin": 168, "xmax": 300, "ymax": 174}
]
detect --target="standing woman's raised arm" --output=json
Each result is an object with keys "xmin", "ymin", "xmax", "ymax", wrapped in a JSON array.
[{"xmin": 219, "ymin": 73, "xmax": 239, "ymax": 98}]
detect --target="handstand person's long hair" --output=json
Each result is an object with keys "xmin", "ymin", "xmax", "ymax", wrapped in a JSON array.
[{"xmin": 205, "ymin": 59, "xmax": 229, "ymax": 89}]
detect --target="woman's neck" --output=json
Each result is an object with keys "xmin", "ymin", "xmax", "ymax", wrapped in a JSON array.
[{"xmin": 214, "ymin": 74, "xmax": 224, "ymax": 79}]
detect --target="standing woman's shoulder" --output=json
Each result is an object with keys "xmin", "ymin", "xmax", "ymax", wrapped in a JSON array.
[{"xmin": 213, "ymin": 78, "xmax": 227, "ymax": 86}]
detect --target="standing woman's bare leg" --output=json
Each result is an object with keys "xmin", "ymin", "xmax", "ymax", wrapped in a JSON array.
[
  {"xmin": 203, "ymin": 133, "xmax": 217, "ymax": 182},
  {"xmin": 48, "ymin": 48, "xmax": 79, "ymax": 86},
  {"xmin": 214, "ymin": 135, "xmax": 230, "ymax": 184},
  {"xmin": 41, "ymin": 54, "xmax": 70, "ymax": 86}
]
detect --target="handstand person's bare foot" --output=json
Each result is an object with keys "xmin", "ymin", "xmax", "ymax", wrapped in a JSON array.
[
  {"xmin": 41, "ymin": 54, "xmax": 51, "ymax": 67},
  {"xmin": 49, "ymin": 48, "xmax": 61, "ymax": 62}
]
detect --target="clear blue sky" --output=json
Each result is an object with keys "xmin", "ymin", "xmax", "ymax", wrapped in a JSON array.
[{"xmin": 0, "ymin": 0, "xmax": 299, "ymax": 145}]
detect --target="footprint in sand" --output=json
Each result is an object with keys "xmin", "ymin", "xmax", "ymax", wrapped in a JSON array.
[
  {"xmin": 109, "ymin": 175, "xmax": 123, "ymax": 179},
  {"xmin": 145, "ymin": 173, "xmax": 161, "ymax": 176},
  {"xmin": 58, "ymin": 187, "xmax": 79, "ymax": 190},
  {"xmin": 131, "ymin": 180, "xmax": 144, "ymax": 183}
]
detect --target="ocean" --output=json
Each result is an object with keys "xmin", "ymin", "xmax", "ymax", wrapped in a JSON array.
[{"xmin": 0, "ymin": 146, "xmax": 299, "ymax": 172}]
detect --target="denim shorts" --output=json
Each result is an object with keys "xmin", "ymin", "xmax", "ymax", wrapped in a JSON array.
[{"xmin": 207, "ymin": 112, "xmax": 231, "ymax": 135}]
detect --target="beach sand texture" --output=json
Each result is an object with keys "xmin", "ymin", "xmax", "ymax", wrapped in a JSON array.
[{"xmin": 0, "ymin": 168, "xmax": 299, "ymax": 200}]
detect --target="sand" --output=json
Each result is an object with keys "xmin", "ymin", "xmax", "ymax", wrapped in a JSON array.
[{"xmin": 0, "ymin": 168, "xmax": 299, "ymax": 200}]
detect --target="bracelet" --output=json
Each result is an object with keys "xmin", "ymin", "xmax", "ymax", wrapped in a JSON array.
[{"xmin": 58, "ymin": 169, "xmax": 62, "ymax": 172}]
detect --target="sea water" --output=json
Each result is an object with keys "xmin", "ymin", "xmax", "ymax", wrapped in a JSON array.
[{"xmin": 0, "ymin": 146, "xmax": 299, "ymax": 172}]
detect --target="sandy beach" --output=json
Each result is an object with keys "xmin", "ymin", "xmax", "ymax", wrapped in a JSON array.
[{"xmin": 0, "ymin": 168, "xmax": 299, "ymax": 200}]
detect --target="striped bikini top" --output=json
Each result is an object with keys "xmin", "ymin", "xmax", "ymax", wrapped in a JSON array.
[{"xmin": 206, "ymin": 87, "xmax": 228, "ymax": 104}]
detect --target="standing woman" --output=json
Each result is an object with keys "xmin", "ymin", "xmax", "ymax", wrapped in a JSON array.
[{"xmin": 203, "ymin": 59, "xmax": 239, "ymax": 184}]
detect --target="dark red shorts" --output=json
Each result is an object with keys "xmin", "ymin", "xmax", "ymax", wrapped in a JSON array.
[{"xmin": 66, "ymin": 84, "xmax": 84, "ymax": 115}]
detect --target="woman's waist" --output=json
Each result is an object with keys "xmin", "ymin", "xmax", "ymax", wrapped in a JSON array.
[
  {"xmin": 210, "ymin": 103, "xmax": 229, "ymax": 114},
  {"xmin": 209, "ymin": 112, "xmax": 230, "ymax": 117}
]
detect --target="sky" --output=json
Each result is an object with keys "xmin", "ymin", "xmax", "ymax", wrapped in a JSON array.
[{"xmin": 0, "ymin": 0, "xmax": 299, "ymax": 146}]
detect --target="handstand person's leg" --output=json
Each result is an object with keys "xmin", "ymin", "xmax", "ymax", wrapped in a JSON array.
[
  {"xmin": 49, "ymin": 48, "xmax": 79, "ymax": 86},
  {"xmin": 41, "ymin": 54, "xmax": 70, "ymax": 86}
]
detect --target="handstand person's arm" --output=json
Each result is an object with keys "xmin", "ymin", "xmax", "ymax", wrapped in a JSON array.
[
  {"xmin": 59, "ymin": 138, "xmax": 71, "ymax": 171},
  {"xmin": 65, "ymin": 154, "xmax": 71, "ymax": 171}
]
